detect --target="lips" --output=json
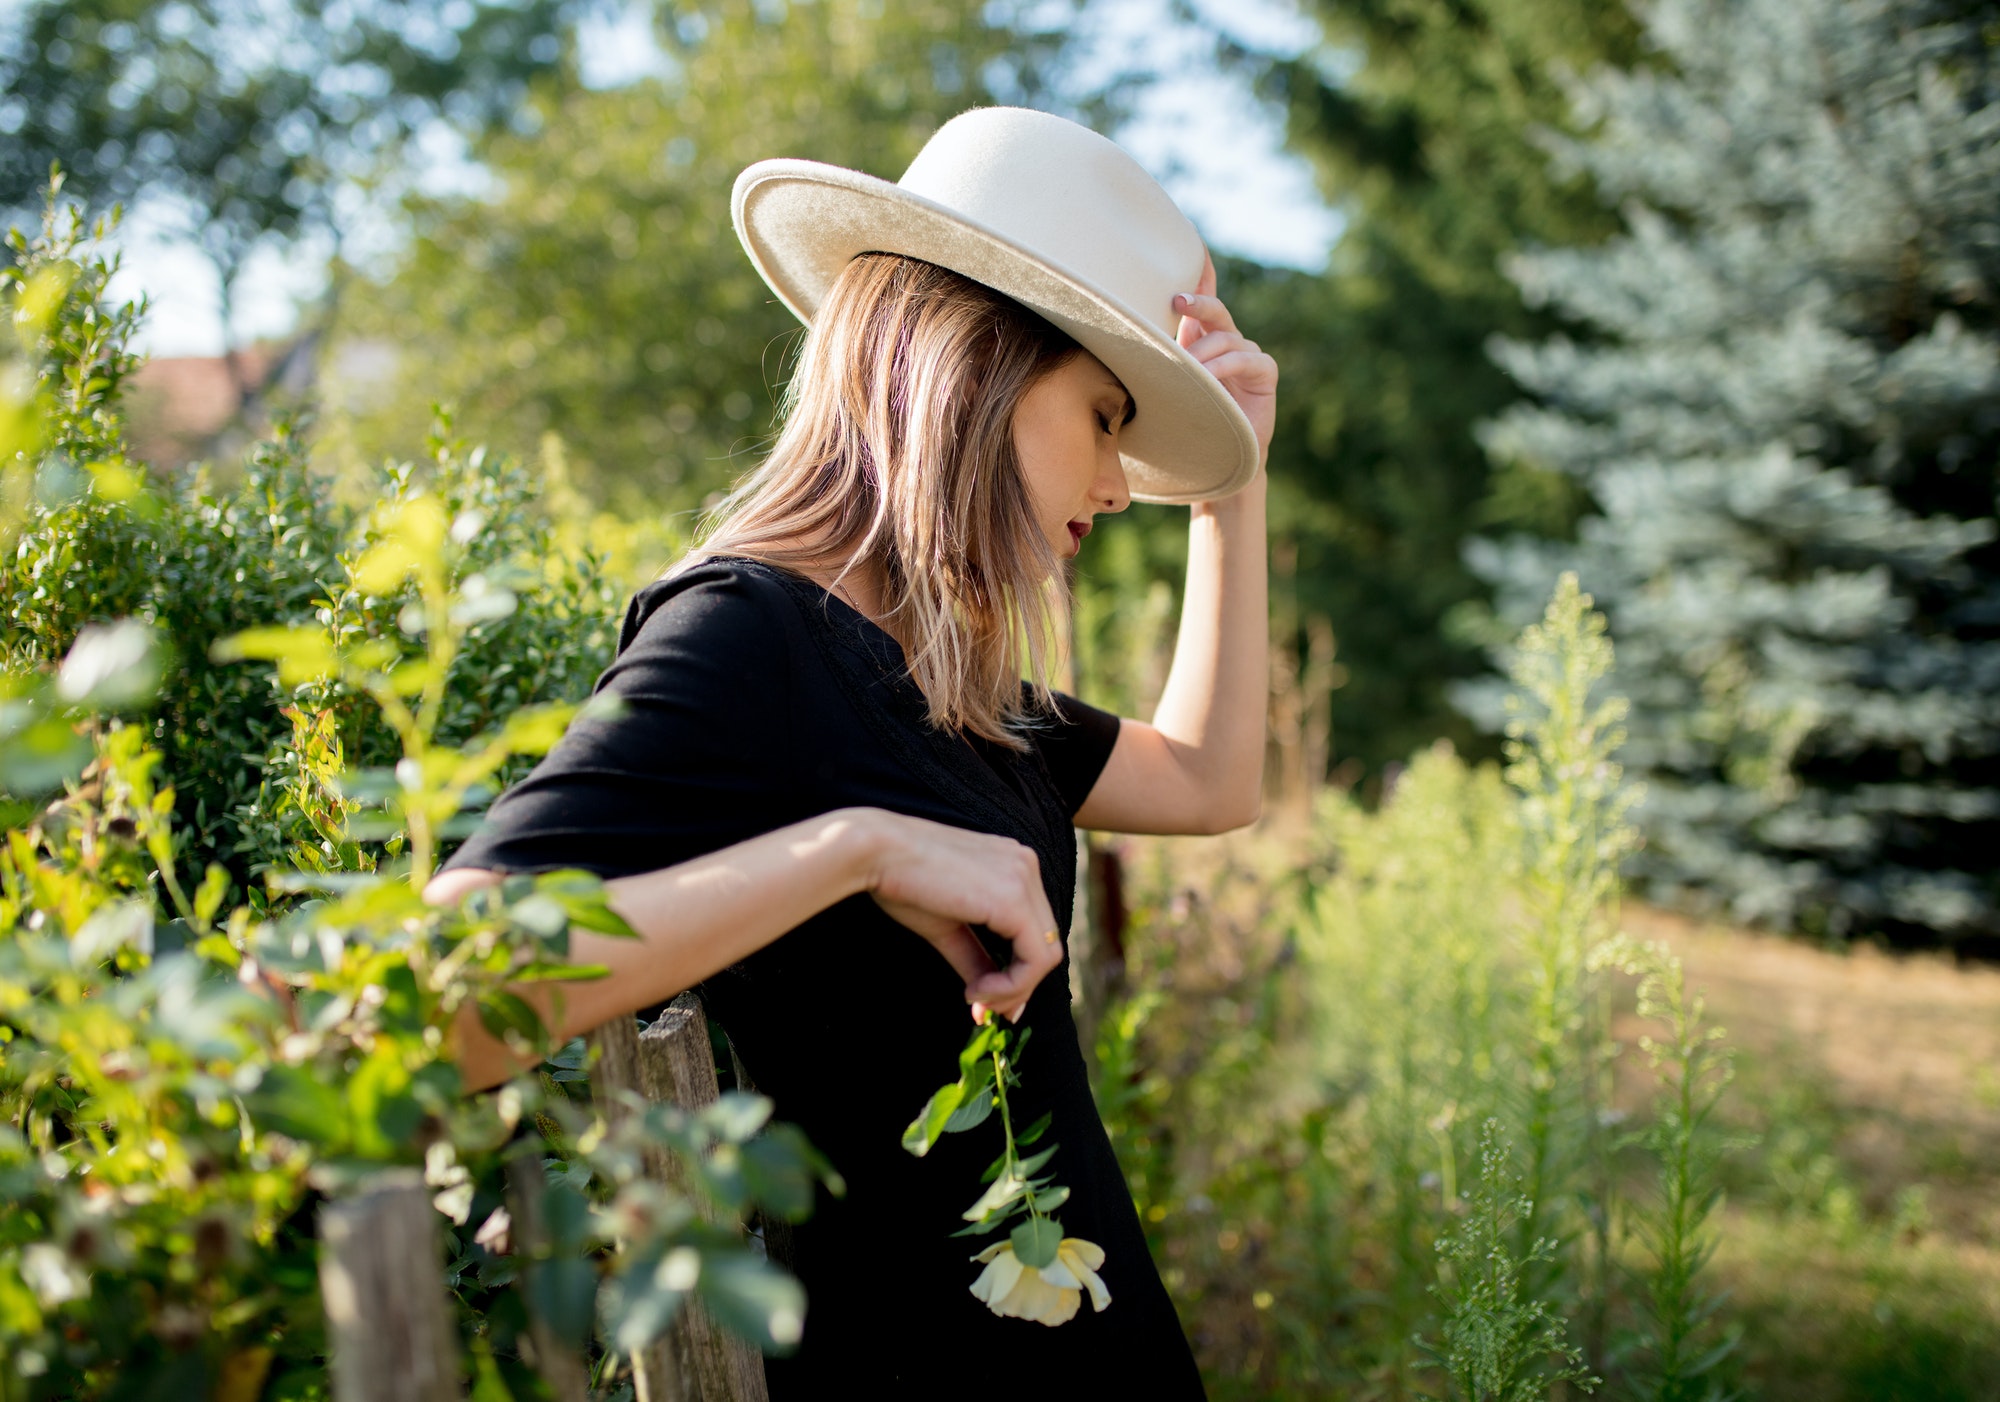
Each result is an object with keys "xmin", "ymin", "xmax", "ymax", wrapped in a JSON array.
[{"xmin": 1067, "ymin": 520, "xmax": 1092, "ymax": 549}]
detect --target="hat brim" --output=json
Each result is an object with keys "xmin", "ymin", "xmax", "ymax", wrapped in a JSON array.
[{"xmin": 732, "ymin": 159, "xmax": 1260, "ymax": 505}]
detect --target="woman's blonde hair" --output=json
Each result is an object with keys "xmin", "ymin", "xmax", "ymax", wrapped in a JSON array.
[{"xmin": 685, "ymin": 252, "xmax": 1087, "ymax": 747}]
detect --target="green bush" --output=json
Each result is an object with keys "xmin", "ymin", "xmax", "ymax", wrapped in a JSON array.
[
  {"xmin": 1, "ymin": 255, "xmax": 621, "ymax": 888},
  {"xmin": 0, "ymin": 185, "xmax": 826, "ymax": 1401}
]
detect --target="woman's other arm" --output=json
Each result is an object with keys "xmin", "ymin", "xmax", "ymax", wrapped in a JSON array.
[
  {"xmin": 1075, "ymin": 261, "xmax": 1276, "ymax": 836},
  {"xmin": 431, "ymin": 808, "xmax": 1060, "ymax": 1091}
]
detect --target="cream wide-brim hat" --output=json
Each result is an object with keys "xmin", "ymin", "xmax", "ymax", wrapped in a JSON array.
[{"xmin": 731, "ymin": 106, "xmax": 1260, "ymax": 505}]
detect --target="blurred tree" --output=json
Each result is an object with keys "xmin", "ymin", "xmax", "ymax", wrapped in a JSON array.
[
  {"xmin": 1458, "ymin": 0, "xmax": 2000, "ymax": 950},
  {"xmin": 0, "ymin": 0, "xmax": 583, "ymax": 388},
  {"xmin": 1233, "ymin": 0, "xmax": 1636, "ymax": 775},
  {"xmin": 334, "ymin": 0, "xmax": 1071, "ymax": 508}
]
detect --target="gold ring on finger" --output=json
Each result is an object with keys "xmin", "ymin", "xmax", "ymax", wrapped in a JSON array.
[{"xmin": 1043, "ymin": 928, "xmax": 1059, "ymax": 946}]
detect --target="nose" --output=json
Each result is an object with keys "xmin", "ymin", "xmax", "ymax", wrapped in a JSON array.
[{"xmin": 1095, "ymin": 454, "xmax": 1132, "ymax": 515}]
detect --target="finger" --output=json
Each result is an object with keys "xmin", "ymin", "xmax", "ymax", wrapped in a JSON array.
[
  {"xmin": 423, "ymin": 866, "xmax": 501, "ymax": 907},
  {"xmin": 965, "ymin": 968, "xmax": 1039, "ymax": 1020},
  {"xmin": 1197, "ymin": 348, "xmax": 1279, "ymax": 390},
  {"xmin": 929, "ymin": 922, "xmax": 1002, "ymax": 991},
  {"xmin": 1184, "ymin": 328, "xmax": 1255, "ymax": 364},
  {"xmin": 1174, "ymin": 291, "xmax": 1239, "ymax": 346},
  {"xmin": 972, "ymin": 989, "xmax": 1027, "ymax": 1025},
  {"xmin": 966, "ymin": 925, "xmax": 1062, "ymax": 1009},
  {"xmin": 962, "ymin": 855, "xmax": 1061, "ymax": 1019}
]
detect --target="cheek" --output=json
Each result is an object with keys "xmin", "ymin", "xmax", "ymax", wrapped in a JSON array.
[{"xmin": 1015, "ymin": 417, "xmax": 1096, "ymax": 519}]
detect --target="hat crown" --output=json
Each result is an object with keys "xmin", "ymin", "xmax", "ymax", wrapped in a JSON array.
[{"xmin": 895, "ymin": 108, "xmax": 1203, "ymax": 339}]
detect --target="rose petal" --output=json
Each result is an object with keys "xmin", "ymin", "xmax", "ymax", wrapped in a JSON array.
[
  {"xmin": 1060, "ymin": 1237, "xmax": 1106, "ymax": 1271},
  {"xmin": 1037, "ymin": 1258, "xmax": 1084, "ymax": 1290},
  {"xmin": 970, "ymin": 1241, "xmax": 1009, "ymax": 1264},
  {"xmin": 999, "ymin": 1268, "xmax": 1067, "ymax": 1323},
  {"xmin": 1059, "ymin": 1240, "xmax": 1112, "ymax": 1312},
  {"xmin": 1037, "ymin": 1286, "xmax": 1082, "ymax": 1326},
  {"xmin": 1073, "ymin": 1260, "xmax": 1112, "ymax": 1312},
  {"xmin": 971, "ymin": 1249, "xmax": 1024, "ymax": 1308}
]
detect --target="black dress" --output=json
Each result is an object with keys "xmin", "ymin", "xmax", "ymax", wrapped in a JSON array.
[{"xmin": 444, "ymin": 557, "xmax": 1207, "ymax": 1398}]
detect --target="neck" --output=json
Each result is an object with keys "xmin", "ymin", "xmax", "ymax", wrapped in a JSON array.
[{"xmin": 800, "ymin": 554, "xmax": 900, "ymax": 643}]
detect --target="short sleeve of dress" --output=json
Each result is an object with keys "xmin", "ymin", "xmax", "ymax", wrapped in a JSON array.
[
  {"xmin": 1034, "ymin": 689, "xmax": 1122, "ymax": 815},
  {"xmin": 443, "ymin": 562, "xmax": 795, "ymax": 879}
]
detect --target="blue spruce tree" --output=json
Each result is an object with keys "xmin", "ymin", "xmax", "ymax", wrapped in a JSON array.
[{"xmin": 1458, "ymin": 0, "xmax": 2000, "ymax": 947}]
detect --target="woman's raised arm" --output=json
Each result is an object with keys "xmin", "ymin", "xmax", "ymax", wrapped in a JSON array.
[
  {"xmin": 434, "ymin": 808, "xmax": 1060, "ymax": 1090},
  {"xmin": 1074, "ymin": 263, "xmax": 1276, "ymax": 837}
]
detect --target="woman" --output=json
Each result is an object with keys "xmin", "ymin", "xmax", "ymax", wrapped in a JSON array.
[{"xmin": 430, "ymin": 107, "xmax": 1276, "ymax": 1396}]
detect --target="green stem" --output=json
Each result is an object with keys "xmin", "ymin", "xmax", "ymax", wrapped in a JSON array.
[{"xmin": 990, "ymin": 1032, "xmax": 1041, "ymax": 1226}]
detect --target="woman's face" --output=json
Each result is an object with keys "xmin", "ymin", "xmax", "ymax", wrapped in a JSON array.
[{"xmin": 1012, "ymin": 351, "xmax": 1134, "ymax": 560}]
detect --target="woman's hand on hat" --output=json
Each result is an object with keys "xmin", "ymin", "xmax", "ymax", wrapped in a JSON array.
[
  {"xmin": 852, "ymin": 808, "xmax": 1063, "ymax": 1025},
  {"xmin": 1176, "ymin": 252, "xmax": 1277, "ymax": 468}
]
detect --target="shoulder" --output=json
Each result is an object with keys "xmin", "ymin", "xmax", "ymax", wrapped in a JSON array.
[
  {"xmin": 1018, "ymin": 684, "xmax": 1123, "ymax": 815},
  {"xmin": 588, "ymin": 557, "xmax": 819, "ymax": 714},
  {"xmin": 1016, "ymin": 683, "xmax": 1121, "ymax": 741},
  {"xmin": 618, "ymin": 556, "xmax": 806, "ymax": 656}
]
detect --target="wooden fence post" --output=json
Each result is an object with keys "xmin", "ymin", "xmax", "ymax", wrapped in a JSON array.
[
  {"xmin": 589, "ymin": 992, "xmax": 772, "ymax": 1402},
  {"xmin": 505, "ymin": 1154, "xmax": 592, "ymax": 1402},
  {"xmin": 318, "ymin": 1169, "xmax": 463, "ymax": 1402}
]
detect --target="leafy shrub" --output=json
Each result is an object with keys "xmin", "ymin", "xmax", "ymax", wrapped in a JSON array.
[
  {"xmin": 0, "ymin": 184, "xmax": 826, "ymax": 1400},
  {"xmin": 225, "ymin": 427, "xmax": 623, "ymax": 882},
  {"xmin": 1, "ymin": 206, "xmax": 622, "ymax": 886}
]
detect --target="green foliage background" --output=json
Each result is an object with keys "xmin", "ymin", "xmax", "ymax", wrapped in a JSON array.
[
  {"xmin": 332, "ymin": 0, "xmax": 1073, "ymax": 508},
  {"xmin": 1235, "ymin": 0, "xmax": 1637, "ymax": 772},
  {"xmin": 1458, "ymin": 0, "xmax": 2000, "ymax": 950},
  {"xmin": 15, "ymin": 0, "xmax": 2000, "ymax": 949},
  {"xmin": 2, "ymin": 422, "xmax": 623, "ymax": 887},
  {"xmin": 6, "ymin": 4, "xmax": 1999, "ymax": 1392}
]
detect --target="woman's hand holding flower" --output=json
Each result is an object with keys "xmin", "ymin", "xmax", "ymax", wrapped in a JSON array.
[{"xmin": 849, "ymin": 808, "xmax": 1062, "ymax": 1025}]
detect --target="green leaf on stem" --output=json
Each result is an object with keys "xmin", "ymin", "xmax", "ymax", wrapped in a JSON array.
[
  {"xmin": 1014, "ymin": 1145, "xmax": 1057, "ymax": 1179},
  {"xmin": 698, "ymin": 1252, "xmax": 807, "ymax": 1354},
  {"xmin": 901, "ymin": 1081, "xmax": 964, "ymax": 1157},
  {"xmin": 508, "ymin": 894, "xmax": 569, "ymax": 941},
  {"xmin": 1010, "ymin": 1216, "xmax": 1063, "ymax": 1270},
  {"xmin": 701, "ymin": 1092, "xmax": 775, "ymax": 1143},
  {"xmin": 904, "ymin": 1024, "xmax": 1001, "ymax": 1155},
  {"xmin": 533, "ymin": 869, "xmax": 638, "ymax": 937},
  {"xmin": 943, "ymin": 1091, "xmax": 993, "ymax": 1133},
  {"xmin": 508, "ymin": 961, "xmax": 611, "ymax": 983},
  {"xmin": 477, "ymin": 990, "xmax": 547, "ymax": 1049},
  {"xmin": 245, "ymin": 1064, "xmax": 348, "ymax": 1147},
  {"xmin": 962, "ymin": 1173, "xmax": 1027, "ymax": 1222},
  {"xmin": 526, "ymin": 1255, "xmax": 597, "ymax": 1350}
]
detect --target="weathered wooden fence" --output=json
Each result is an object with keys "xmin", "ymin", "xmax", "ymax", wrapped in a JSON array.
[{"xmin": 316, "ymin": 992, "xmax": 771, "ymax": 1402}]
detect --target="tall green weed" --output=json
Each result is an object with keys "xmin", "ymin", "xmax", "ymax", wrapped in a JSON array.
[{"xmin": 1094, "ymin": 578, "xmax": 1738, "ymax": 1401}]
